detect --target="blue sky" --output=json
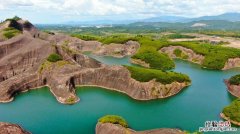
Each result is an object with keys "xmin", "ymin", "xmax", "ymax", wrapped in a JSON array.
[{"xmin": 0, "ymin": 0, "xmax": 240, "ymax": 24}]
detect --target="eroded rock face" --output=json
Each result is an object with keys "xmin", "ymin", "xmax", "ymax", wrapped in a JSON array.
[
  {"xmin": 73, "ymin": 66, "xmax": 189, "ymax": 100},
  {"xmin": 93, "ymin": 41, "xmax": 140, "ymax": 58},
  {"xmin": 0, "ymin": 19, "xmax": 190, "ymax": 104},
  {"xmin": 160, "ymin": 46, "xmax": 204, "ymax": 64},
  {"xmin": 96, "ymin": 123, "xmax": 184, "ymax": 134},
  {"xmin": 223, "ymin": 58, "xmax": 240, "ymax": 70},
  {"xmin": 224, "ymin": 80, "xmax": 240, "ymax": 98},
  {"xmin": 0, "ymin": 122, "xmax": 30, "ymax": 134},
  {"xmin": 130, "ymin": 58, "xmax": 150, "ymax": 68}
]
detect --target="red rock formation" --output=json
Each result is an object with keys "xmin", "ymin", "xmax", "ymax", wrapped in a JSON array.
[
  {"xmin": 224, "ymin": 80, "xmax": 240, "ymax": 98},
  {"xmin": 0, "ymin": 122, "xmax": 30, "ymax": 134},
  {"xmin": 0, "ymin": 19, "xmax": 190, "ymax": 104},
  {"xmin": 96, "ymin": 123, "xmax": 184, "ymax": 134}
]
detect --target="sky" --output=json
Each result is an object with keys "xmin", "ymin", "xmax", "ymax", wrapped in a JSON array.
[{"xmin": 0, "ymin": 0, "xmax": 240, "ymax": 24}]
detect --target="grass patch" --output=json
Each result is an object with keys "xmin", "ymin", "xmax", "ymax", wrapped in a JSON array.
[
  {"xmin": 98, "ymin": 115, "xmax": 128, "ymax": 128},
  {"xmin": 223, "ymin": 99, "xmax": 240, "ymax": 122},
  {"xmin": 2, "ymin": 27, "xmax": 21, "ymax": 39},
  {"xmin": 47, "ymin": 53, "xmax": 63, "ymax": 62},
  {"xmin": 71, "ymin": 34, "xmax": 100, "ymax": 41},
  {"xmin": 132, "ymin": 37, "xmax": 175, "ymax": 70},
  {"xmin": 165, "ymin": 33, "xmax": 196, "ymax": 39},
  {"xmin": 229, "ymin": 74, "xmax": 240, "ymax": 85},
  {"xmin": 98, "ymin": 34, "xmax": 137, "ymax": 44},
  {"xmin": 65, "ymin": 97, "xmax": 76, "ymax": 104},
  {"xmin": 173, "ymin": 49, "xmax": 182, "ymax": 57},
  {"xmin": 125, "ymin": 66, "xmax": 190, "ymax": 84},
  {"xmin": 38, "ymin": 61, "xmax": 52, "ymax": 73},
  {"xmin": 168, "ymin": 41, "xmax": 240, "ymax": 70}
]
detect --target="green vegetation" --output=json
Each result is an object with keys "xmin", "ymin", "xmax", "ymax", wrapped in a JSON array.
[
  {"xmin": 65, "ymin": 97, "xmax": 76, "ymax": 104},
  {"xmin": 98, "ymin": 115, "xmax": 128, "ymax": 128},
  {"xmin": 167, "ymin": 41, "xmax": 240, "ymax": 69},
  {"xmin": 98, "ymin": 34, "xmax": 137, "ymax": 44},
  {"xmin": 199, "ymin": 30, "xmax": 240, "ymax": 38},
  {"xmin": 2, "ymin": 27, "xmax": 21, "ymax": 39},
  {"xmin": 132, "ymin": 37, "xmax": 175, "ymax": 70},
  {"xmin": 223, "ymin": 99, "xmax": 240, "ymax": 122},
  {"xmin": 47, "ymin": 53, "xmax": 63, "ymax": 62},
  {"xmin": 72, "ymin": 33, "xmax": 240, "ymax": 70},
  {"xmin": 71, "ymin": 34, "xmax": 99, "ymax": 41},
  {"xmin": 125, "ymin": 66, "xmax": 190, "ymax": 84},
  {"xmin": 38, "ymin": 61, "xmax": 52, "ymax": 73},
  {"xmin": 173, "ymin": 49, "xmax": 189, "ymax": 59},
  {"xmin": 38, "ymin": 60, "xmax": 70, "ymax": 73},
  {"xmin": 39, "ymin": 24, "xmax": 240, "ymax": 70},
  {"xmin": 229, "ymin": 74, "xmax": 240, "ymax": 85},
  {"xmin": 165, "ymin": 33, "xmax": 196, "ymax": 39},
  {"xmin": 173, "ymin": 49, "xmax": 182, "ymax": 57},
  {"xmin": 5, "ymin": 16, "xmax": 21, "ymax": 21}
]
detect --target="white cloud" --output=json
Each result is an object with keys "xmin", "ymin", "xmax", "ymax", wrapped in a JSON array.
[{"xmin": 1, "ymin": 0, "xmax": 240, "ymax": 22}]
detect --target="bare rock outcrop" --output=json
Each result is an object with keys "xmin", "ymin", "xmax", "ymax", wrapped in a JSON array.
[
  {"xmin": 93, "ymin": 41, "xmax": 140, "ymax": 58},
  {"xmin": 0, "ymin": 122, "xmax": 30, "ymax": 134},
  {"xmin": 223, "ymin": 58, "xmax": 240, "ymax": 70},
  {"xmin": 224, "ymin": 80, "xmax": 240, "ymax": 98},
  {"xmin": 73, "ymin": 66, "xmax": 189, "ymax": 100},
  {"xmin": 130, "ymin": 58, "xmax": 150, "ymax": 68},
  {"xmin": 160, "ymin": 46, "xmax": 204, "ymax": 64},
  {"xmin": 96, "ymin": 123, "xmax": 184, "ymax": 134}
]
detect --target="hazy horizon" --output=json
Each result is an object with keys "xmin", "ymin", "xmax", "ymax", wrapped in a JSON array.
[{"xmin": 1, "ymin": 0, "xmax": 240, "ymax": 24}]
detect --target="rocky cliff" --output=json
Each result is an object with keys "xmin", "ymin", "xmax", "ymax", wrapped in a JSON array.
[
  {"xmin": 0, "ymin": 122, "xmax": 30, "ymax": 134},
  {"xmin": 93, "ymin": 41, "xmax": 140, "ymax": 58},
  {"xmin": 0, "ymin": 19, "xmax": 190, "ymax": 104},
  {"xmin": 222, "ymin": 58, "xmax": 240, "ymax": 70},
  {"xmin": 96, "ymin": 123, "xmax": 184, "ymax": 134},
  {"xmin": 224, "ymin": 80, "xmax": 240, "ymax": 98}
]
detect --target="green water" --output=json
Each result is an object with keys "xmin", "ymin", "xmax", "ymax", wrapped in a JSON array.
[{"xmin": 0, "ymin": 56, "xmax": 239, "ymax": 134}]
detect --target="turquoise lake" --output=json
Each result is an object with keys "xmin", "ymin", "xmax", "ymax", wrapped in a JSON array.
[{"xmin": 0, "ymin": 56, "xmax": 239, "ymax": 134}]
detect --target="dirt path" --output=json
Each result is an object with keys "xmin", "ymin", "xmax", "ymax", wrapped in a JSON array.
[{"xmin": 170, "ymin": 33, "xmax": 240, "ymax": 49}]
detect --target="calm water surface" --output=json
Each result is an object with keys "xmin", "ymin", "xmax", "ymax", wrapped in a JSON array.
[{"xmin": 0, "ymin": 56, "xmax": 239, "ymax": 134}]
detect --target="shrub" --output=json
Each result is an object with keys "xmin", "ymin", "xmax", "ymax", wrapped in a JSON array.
[
  {"xmin": 98, "ymin": 34, "xmax": 137, "ymax": 44},
  {"xmin": 229, "ymin": 74, "xmax": 240, "ymax": 85},
  {"xmin": 165, "ymin": 33, "xmax": 196, "ymax": 39},
  {"xmin": 2, "ymin": 27, "xmax": 21, "ymax": 39},
  {"xmin": 132, "ymin": 37, "xmax": 175, "ymax": 70},
  {"xmin": 5, "ymin": 16, "xmax": 21, "ymax": 21},
  {"xmin": 125, "ymin": 66, "xmax": 191, "ymax": 84},
  {"xmin": 65, "ymin": 97, "xmax": 76, "ymax": 104},
  {"xmin": 173, "ymin": 49, "xmax": 182, "ymax": 57},
  {"xmin": 223, "ymin": 99, "xmax": 240, "ymax": 122},
  {"xmin": 47, "ymin": 53, "xmax": 62, "ymax": 62},
  {"xmin": 98, "ymin": 115, "xmax": 128, "ymax": 128},
  {"xmin": 71, "ymin": 34, "xmax": 99, "ymax": 41}
]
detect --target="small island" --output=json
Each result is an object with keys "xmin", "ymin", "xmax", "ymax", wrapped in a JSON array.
[
  {"xmin": 96, "ymin": 115, "xmax": 185, "ymax": 134},
  {"xmin": 221, "ymin": 99, "xmax": 240, "ymax": 126}
]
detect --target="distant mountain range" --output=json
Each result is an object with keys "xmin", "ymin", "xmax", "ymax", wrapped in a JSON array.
[{"xmin": 64, "ymin": 12, "xmax": 240, "ymax": 25}]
